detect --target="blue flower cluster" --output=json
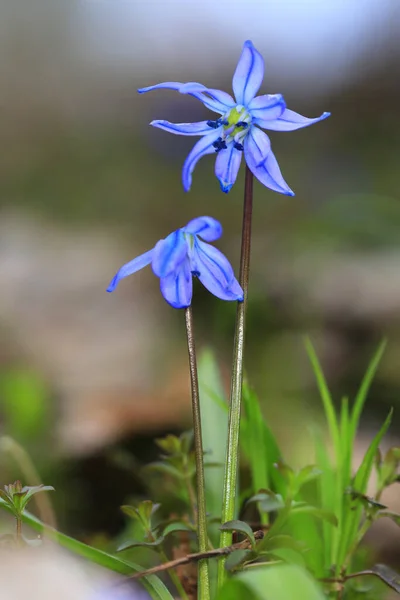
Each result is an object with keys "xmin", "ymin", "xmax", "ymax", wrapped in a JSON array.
[{"xmin": 108, "ymin": 41, "xmax": 329, "ymax": 308}]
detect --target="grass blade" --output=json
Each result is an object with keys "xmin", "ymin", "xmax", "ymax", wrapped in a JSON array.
[
  {"xmin": 305, "ymin": 338, "xmax": 340, "ymax": 461},
  {"xmin": 349, "ymin": 340, "xmax": 387, "ymax": 445}
]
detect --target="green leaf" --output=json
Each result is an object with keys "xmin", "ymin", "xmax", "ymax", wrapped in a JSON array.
[
  {"xmin": 313, "ymin": 428, "xmax": 338, "ymax": 569},
  {"xmin": 220, "ymin": 520, "xmax": 256, "ymax": 549},
  {"xmin": 353, "ymin": 410, "xmax": 393, "ymax": 496},
  {"xmin": 262, "ymin": 534, "xmax": 305, "ymax": 553},
  {"xmin": 19, "ymin": 485, "xmax": 54, "ymax": 512},
  {"xmin": 305, "ymin": 338, "xmax": 340, "ymax": 463},
  {"xmin": 218, "ymin": 563, "xmax": 326, "ymax": 600},
  {"xmin": 246, "ymin": 491, "xmax": 284, "ymax": 513},
  {"xmin": 296, "ymin": 465, "xmax": 322, "ymax": 488},
  {"xmin": 144, "ymin": 462, "xmax": 184, "ymax": 480},
  {"xmin": 138, "ymin": 500, "xmax": 160, "ymax": 525},
  {"xmin": 117, "ymin": 537, "xmax": 164, "ymax": 552},
  {"xmin": 268, "ymin": 547, "xmax": 307, "ymax": 567},
  {"xmin": 349, "ymin": 340, "xmax": 387, "ymax": 445},
  {"xmin": 0, "ymin": 498, "xmax": 174, "ymax": 600},
  {"xmin": 241, "ymin": 383, "xmax": 284, "ymax": 496},
  {"xmin": 198, "ymin": 349, "xmax": 228, "ymax": 543},
  {"xmin": 290, "ymin": 505, "xmax": 338, "ymax": 527},
  {"xmin": 338, "ymin": 409, "xmax": 393, "ymax": 567},
  {"xmin": 224, "ymin": 549, "xmax": 253, "ymax": 572},
  {"xmin": 155, "ymin": 434, "xmax": 182, "ymax": 456},
  {"xmin": 162, "ymin": 522, "xmax": 195, "ymax": 537}
]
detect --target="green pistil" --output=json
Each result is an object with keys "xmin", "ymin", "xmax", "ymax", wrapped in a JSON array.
[{"xmin": 223, "ymin": 106, "xmax": 250, "ymax": 132}]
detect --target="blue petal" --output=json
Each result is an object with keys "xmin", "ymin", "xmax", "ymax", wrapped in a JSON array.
[
  {"xmin": 107, "ymin": 249, "xmax": 154, "ymax": 292},
  {"xmin": 215, "ymin": 144, "xmax": 243, "ymax": 193},
  {"xmin": 191, "ymin": 239, "xmax": 243, "ymax": 302},
  {"xmin": 232, "ymin": 40, "xmax": 264, "ymax": 107},
  {"xmin": 179, "ymin": 83, "xmax": 235, "ymax": 114},
  {"xmin": 182, "ymin": 130, "xmax": 222, "ymax": 192},
  {"xmin": 248, "ymin": 94, "xmax": 286, "ymax": 121},
  {"xmin": 150, "ymin": 120, "xmax": 213, "ymax": 136},
  {"xmin": 244, "ymin": 127, "xmax": 294, "ymax": 196},
  {"xmin": 138, "ymin": 81, "xmax": 184, "ymax": 94},
  {"xmin": 184, "ymin": 216, "xmax": 223, "ymax": 242},
  {"xmin": 160, "ymin": 258, "xmax": 192, "ymax": 309},
  {"xmin": 151, "ymin": 229, "xmax": 187, "ymax": 278},
  {"xmin": 255, "ymin": 109, "xmax": 331, "ymax": 131},
  {"xmin": 138, "ymin": 81, "xmax": 234, "ymax": 115}
]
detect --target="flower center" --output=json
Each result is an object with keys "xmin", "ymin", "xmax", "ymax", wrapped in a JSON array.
[
  {"xmin": 208, "ymin": 105, "xmax": 252, "ymax": 153},
  {"xmin": 223, "ymin": 105, "xmax": 251, "ymax": 134}
]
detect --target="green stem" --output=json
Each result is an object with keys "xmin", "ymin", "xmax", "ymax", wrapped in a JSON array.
[
  {"xmin": 146, "ymin": 527, "xmax": 189, "ymax": 600},
  {"xmin": 184, "ymin": 306, "xmax": 210, "ymax": 600},
  {"xmin": 218, "ymin": 166, "xmax": 254, "ymax": 588}
]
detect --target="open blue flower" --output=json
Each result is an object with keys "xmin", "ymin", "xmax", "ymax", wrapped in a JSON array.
[
  {"xmin": 139, "ymin": 40, "xmax": 330, "ymax": 195},
  {"xmin": 107, "ymin": 217, "xmax": 243, "ymax": 309}
]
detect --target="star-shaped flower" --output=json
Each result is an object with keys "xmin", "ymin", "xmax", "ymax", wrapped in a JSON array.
[
  {"xmin": 138, "ymin": 40, "xmax": 330, "ymax": 195},
  {"xmin": 107, "ymin": 217, "xmax": 243, "ymax": 309}
]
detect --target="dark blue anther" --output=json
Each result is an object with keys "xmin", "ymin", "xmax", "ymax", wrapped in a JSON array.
[
  {"xmin": 234, "ymin": 142, "xmax": 244, "ymax": 151},
  {"xmin": 212, "ymin": 138, "xmax": 227, "ymax": 153},
  {"xmin": 236, "ymin": 121, "xmax": 248, "ymax": 129},
  {"xmin": 191, "ymin": 270, "xmax": 200, "ymax": 277},
  {"xmin": 207, "ymin": 120, "xmax": 220, "ymax": 129}
]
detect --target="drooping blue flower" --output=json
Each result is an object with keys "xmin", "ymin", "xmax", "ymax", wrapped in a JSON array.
[
  {"xmin": 107, "ymin": 216, "xmax": 243, "ymax": 309},
  {"xmin": 138, "ymin": 40, "xmax": 330, "ymax": 195}
]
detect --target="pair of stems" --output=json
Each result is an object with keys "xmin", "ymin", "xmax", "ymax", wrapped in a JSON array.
[{"xmin": 185, "ymin": 167, "xmax": 254, "ymax": 598}]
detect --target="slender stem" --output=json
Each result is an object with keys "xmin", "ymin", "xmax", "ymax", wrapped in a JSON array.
[
  {"xmin": 218, "ymin": 166, "xmax": 254, "ymax": 588},
  {"xmin": 184, "ymin": 306, "xmax": 210, "ymax": 600},
  {"xmin": 160, "ymin": 546, "xmax": 190, "ymax": 600},
  {"xmin": 146, "ymin": 527, "xmax": 189, "ymax": 599},
  {"xmin": 16, "ymin": 516, "xmax": 22, "ymax": 546}
]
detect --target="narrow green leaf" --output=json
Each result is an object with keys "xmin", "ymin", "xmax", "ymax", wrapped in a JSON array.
[
  {"xmin": 350, "ymin": 340, "xmax": 387, "ymax": 444},
  {"xmin": 338, "ymin": 410, "xmax": 393, "ymax": 567},
  {"xmin": 121, "ymin": 505, "xmax": 140, "ymax": 521},
  {"xmin": 117, "ymin": 537, "xmax": 164, "ymax": 552},
  {"xmin": 353, "ymin": 409, "xmax": 393, "ymax": 496},
  {"xmin": 305, "ymin": 338, "xmax": 340, "ymax": 464},
  {"xmin": 220, "ymin": 520, "xmax": 256, "ymax": 549},
  {"xmin": 313, "ymin": 429, "xmax": 338, "ymax": 568},
  {"xmin": 162, "ymin": 522, "xmax": 195, "ymax": 537},
  {"xmin": 241, "ymin": 383, "xmax": 285, "ymax": 495},
  {"xmin": 0, "ymin": 498, "xmax": 174, "ymax": 600},
  {"xmin": 198, "ymin": 349, "xmax": 228, "ymax": 541}
]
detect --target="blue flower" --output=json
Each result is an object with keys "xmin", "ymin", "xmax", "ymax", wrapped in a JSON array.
[
  {"xmin": 138, "ymin": 40, "xmax": 330, "ymax": 195},
  {"xmin": 107, "ymin": 217, "xmax": 243, "ymax": 309}
]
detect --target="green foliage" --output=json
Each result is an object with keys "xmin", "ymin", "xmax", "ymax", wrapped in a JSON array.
[
  {"xmin": 216, "ymin": 564, "xmax": 325, "ymax": 600},
  {"xmin": 0, "ymin": 497, "xmax": 175, "ymax": 600},
  {"xmin": 0, "ymin": 481, "xmax": 54, "ymax": 519},
  {"xmin": 1, "ymin": 342, "xmax": 399, "ymax": 600}
]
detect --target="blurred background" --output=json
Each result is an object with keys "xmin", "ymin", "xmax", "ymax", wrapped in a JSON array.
[{"xmin": 0, "ymin": 0, "xmax": 400, "ymax": 559}]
